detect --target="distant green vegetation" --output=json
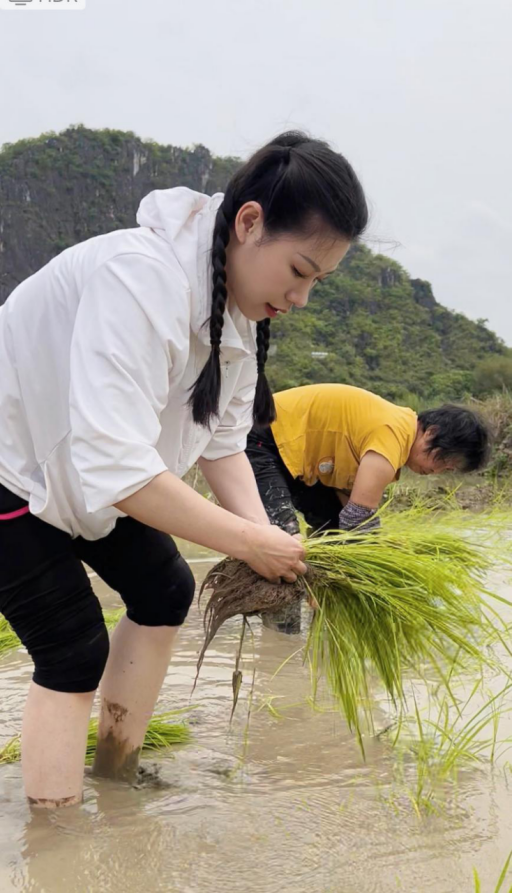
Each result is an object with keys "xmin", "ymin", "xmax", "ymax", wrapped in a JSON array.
[
  {"xmin": 473, "ymin": 356, "xmax": 512, "ymax": 397},
  {"xmin": 266, "ymin": 244, "xmax": 505, "ymax": 405}
]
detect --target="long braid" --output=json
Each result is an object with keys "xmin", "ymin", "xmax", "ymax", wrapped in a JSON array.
[
  {"xmin": 253, "ymin": 318, "xmax": 276, "ymax": 427},
  {"xmin": 189, "ymin": 204, "xmax": 231, "ymax": 426},
  {"xmin": 209, "ymin": 206, "xmax": 230, "ymax": 356}
]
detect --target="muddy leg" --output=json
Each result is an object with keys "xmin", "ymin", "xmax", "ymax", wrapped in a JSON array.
[
  {"xmin": 261, "ymin": 511, "xmax": 303, "ymax": 634},
  {"xmin": 92, "ymin": 700, "xmax": 142, "ymax": 783},
  {"xmin": 246, "ymin": 427, "xmax": 304, "ymax": 634},
  {"xmin": 264, "ymin": 483, "xmax": 341, "ymax": 634},
  {"xmin": 92, "ymin": 616, "xmax": 179, "ymax": 783}
]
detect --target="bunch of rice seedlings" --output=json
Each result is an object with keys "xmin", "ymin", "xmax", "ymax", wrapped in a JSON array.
[
  {"xmin": 103, "ymin": 607, "xmax": 125, "ymax": 631},
  {"xmin": 0, "ymin": 710, "xmax": 190, "ymax": 765},
  {"xmin": 0, "ymin": 608, "xmax": 124, "ymax": 658},
  {"xmin": 198, "ymin": 498, "xmax": 512, "ymax": 749},
  {"xmin": 0, "ymin": 617, "xmax": 23, "ymax": 657},
  {"xmin": 380, "ymin": 679, "xmax": 512, "ymax": 814}
]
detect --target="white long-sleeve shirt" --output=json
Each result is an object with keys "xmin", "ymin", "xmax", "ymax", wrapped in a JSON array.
[{"xmin": 0, "ymin": 187, "xmax": 257, "ymax": 539}]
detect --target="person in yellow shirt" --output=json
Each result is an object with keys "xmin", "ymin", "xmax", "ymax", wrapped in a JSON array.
[{"xmin": 246, "ymin": 383, "xmax": 490, "ymax": 539}]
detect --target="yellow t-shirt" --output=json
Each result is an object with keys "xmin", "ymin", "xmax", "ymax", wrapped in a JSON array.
[{"xmin": 271, "ymin": 384, "xmax": 418, "ymax": 490}]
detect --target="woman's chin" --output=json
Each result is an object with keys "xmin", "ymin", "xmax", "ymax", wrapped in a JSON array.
[
  {"xmin": 228, "ymin": 295, "xmax": 261, "ymax": 322},
  {"xmin": 242, "ymin": 307, "xmax": 269, "ymax": 323}
]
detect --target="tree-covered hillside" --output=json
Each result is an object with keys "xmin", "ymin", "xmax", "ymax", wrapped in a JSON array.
[{"xmin": 267, "ymin": 245, "xmax": 503, "ymax": 404}]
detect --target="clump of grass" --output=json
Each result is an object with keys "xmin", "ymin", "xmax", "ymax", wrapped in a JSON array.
[
  {"xmin": 0, "ymin": 710, "xmax": 191, "ymax": 765},
  {"xmin": 0, "ymin": 736, "xmax": 23, "ymax": 765},
  {"xmin": 0, "ymin": 608, "xmax": 124, "ymax": 657},
  {"xmin": 381, "ymin": 679, "xmax": 512, "ymax": 814},
  {"xmin": 133, "ymin": 710, "xmax": 191, "ymax": 757},
  {"xmin": 103, "ymin": 608, "xmax": 125, "ymax": 631},
  {"xmin": 198, "ymin": 498, "xmax": 512, "ymax": 751},
  {"xmin": 0, "ymin": 617, "xmax": 23, "ymax": 657}
]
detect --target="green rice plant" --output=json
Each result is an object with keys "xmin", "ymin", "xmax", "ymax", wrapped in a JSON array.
[
  {"xmin": 0, "ymin": 735, "xmax": 23, "ymax": 765},
  {"xmin": 302, "ymin": 499, "xmax": 512, "ymax": 750},
  {"xmin": 0, "ymin": 616, "xmax": 22, "ymax": 656},
  {"xmin": 103, "ymin": 608, "xmax": 125, "ymax": 631},
  {"xmin": 473, "ymin": 850, "xmax": 512, "ymax": 892},
  {"xmin": 200, "ymin": 496, "xmax": 512, "ymax": 762},
  {"xmin": 382, "ymin": 681, "xmax": 512, "ymax": 813},
  {"xmin": 0, "ymin": 709, "xmax": 191, "ymax": 765},
  {"xmin": 0, "ymin": 607, "xmax": 124, "ymax": 657}
]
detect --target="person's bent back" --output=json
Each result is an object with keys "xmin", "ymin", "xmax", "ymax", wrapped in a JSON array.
[{"xmin": 247, "ymin": 384, "xmax": 491, "ymax": 537}]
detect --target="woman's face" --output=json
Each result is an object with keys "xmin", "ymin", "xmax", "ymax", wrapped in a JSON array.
[
  {"xmin": 406, "ymin": 427, "xmax": 460, "ymax": 475},
  {"xmin": 225, "ymin": 202, "xmax": 351, "ymax": 322}
]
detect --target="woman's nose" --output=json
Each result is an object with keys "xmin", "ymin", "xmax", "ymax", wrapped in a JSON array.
[{"xmin": 288, "ymin": 287, "xmax": 310, "ymax": 309}]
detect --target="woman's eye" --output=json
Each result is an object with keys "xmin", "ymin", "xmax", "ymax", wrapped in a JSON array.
[{"xmin": 292, "ymin": 266, "xmax": 307, "ymax": 279}]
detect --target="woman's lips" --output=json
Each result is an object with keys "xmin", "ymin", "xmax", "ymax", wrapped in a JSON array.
[{"xmin": 265, "ymin": 303, "xmax": 288, "ymax": 318}]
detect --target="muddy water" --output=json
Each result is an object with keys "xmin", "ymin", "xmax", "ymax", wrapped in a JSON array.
[{"xmin": 1, "ymin": 544, "xmax": 512, "ymax": 892}]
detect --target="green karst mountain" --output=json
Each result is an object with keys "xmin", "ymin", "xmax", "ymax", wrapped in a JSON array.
[
  {"xmin": 268, "ymin": 249, "xmax": 502, "ymax": 405},
  {"xmin": 0, "ymin": 125, "xmax": 505, "ymax": 405}
]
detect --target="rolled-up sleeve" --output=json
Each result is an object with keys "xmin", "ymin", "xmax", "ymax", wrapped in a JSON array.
[
  {"xmin": 69, "ymin": 254, "xmax": 186, "ymax": 513},
  {"xmin": 201, "ymin": 356, "xmax": 257, "ymax": 461},
  {"xmin": 360, "ymin": 425, "xmax": 404, "ymax": 475}
]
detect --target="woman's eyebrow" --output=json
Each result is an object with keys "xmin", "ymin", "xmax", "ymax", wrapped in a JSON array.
[{"xmin": 298, "ymin": 254, "xmax": 337, "ymax": 276}]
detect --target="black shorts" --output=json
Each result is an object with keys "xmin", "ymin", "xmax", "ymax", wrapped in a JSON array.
[
  {"xmin": 245, "ymin": 427, "xmax": 341, "ymax": 535},
  {"xmin": 0, "ymin": 483, "xmax": 195, "ymax": 693}
]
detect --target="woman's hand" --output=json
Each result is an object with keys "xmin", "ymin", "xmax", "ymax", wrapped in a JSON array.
[{"xmin": 242, "ymin": 525, "xmax": 307, "ymax": 583}]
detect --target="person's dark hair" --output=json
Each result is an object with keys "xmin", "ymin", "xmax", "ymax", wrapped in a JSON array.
[
  {"xmin": 417, "ymin": 404, "xmax": 491, "ymax": 472},
  {"xmin": 190, "ymin": 131, "xmax": 368, "ymax": 427}
]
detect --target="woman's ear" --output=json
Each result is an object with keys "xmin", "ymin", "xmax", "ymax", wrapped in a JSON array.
[
  {"xmin": 424, "ymin": 425, "xmax": 439, "ymax": 446},
  {"xmin": 234, "ymin": 202, "xmax": 264, "ymax": 244}
]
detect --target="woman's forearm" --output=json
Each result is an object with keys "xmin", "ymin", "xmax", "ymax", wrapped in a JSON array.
[
  {"xmin": 114, "ymin": 470, "xmax": 256, "ymax": 561},
  {"xmin": 198, "ymin": 452, "xmax": 270, "ymax": 525},
  {"xmin": 114, "ymin": 469, "xmax": 307, "ymax": 583}
]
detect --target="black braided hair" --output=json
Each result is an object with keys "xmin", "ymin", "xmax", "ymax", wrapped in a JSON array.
[
  {"xmin": 190, "ymin": 130, "xmax": 368, "ymax": 428},
  {"xmin": 254, "ymin": 318, "xmax": 275, "ymax": 426},
  {"xmin": 189, "ymin": 204, "xmax": 231, "ymax": 426}
]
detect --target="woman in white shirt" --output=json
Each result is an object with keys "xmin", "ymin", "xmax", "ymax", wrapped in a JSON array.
[{"xmin": 0, "ymin": 131, "xmax": 368, "ymax": 807}]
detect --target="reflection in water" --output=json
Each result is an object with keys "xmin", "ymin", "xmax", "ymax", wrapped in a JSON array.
[{"xmin": 0, "ymin": 557, "xmax": 511, "ymax": 891}]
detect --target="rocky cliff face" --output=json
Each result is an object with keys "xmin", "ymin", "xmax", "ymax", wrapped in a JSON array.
[
  {"xmin": 411, "ymin": 278, "xmax": 437, "ymax": 311},
  {"xmin": 0, "ymin": 125, "xmax": 239, "ymax": 303}
]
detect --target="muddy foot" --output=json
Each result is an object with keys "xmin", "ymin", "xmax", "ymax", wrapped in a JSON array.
[
  {"xmin": 132, "ymin": 762, "xmax": 173, "ymax": 790},
  {"xmin": 85, "ymin": 761, "xmax": 173, "ymax": 789}
]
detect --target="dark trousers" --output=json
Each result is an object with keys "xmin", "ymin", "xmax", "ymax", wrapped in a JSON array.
[
  {"xmin": 246, "ymin": 426, "xmax": 340, "ymax": 634},
  {"xmin": 246, "ymin": 426, "xmax": 340, "ymax": 535},
  {"xmin": 0, "ymin": 483, "xmax": 195, "ymax": 692}
]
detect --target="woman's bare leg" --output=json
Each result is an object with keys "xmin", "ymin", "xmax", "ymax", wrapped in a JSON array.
[
  {"xmin": 92, "ymin": 616, "xmax": 178, "ymax": 781},
  {"xmin": 22, "ymin": 682, "xmax": 95, "ymax": 808}
]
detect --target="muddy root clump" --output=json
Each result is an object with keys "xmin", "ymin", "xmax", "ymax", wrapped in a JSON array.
[{"xmin": 196, "ymin": 558, "xmax": 313, "ymax": 675}]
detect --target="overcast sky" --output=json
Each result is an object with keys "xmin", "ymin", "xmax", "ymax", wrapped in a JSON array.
[{"xmin": 1, "ymin": 0, "xmax": 511, "ymax": 342}]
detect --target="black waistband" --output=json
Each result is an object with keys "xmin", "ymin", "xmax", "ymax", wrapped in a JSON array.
[{"xmin": 0, "ymin": 483, "xmax": 29, "ymax": 514}]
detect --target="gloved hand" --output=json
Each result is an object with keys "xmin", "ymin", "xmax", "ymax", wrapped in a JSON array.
[{"xmin": 338, "ymin": 501, "xmax": 381, "ymax": 535}]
